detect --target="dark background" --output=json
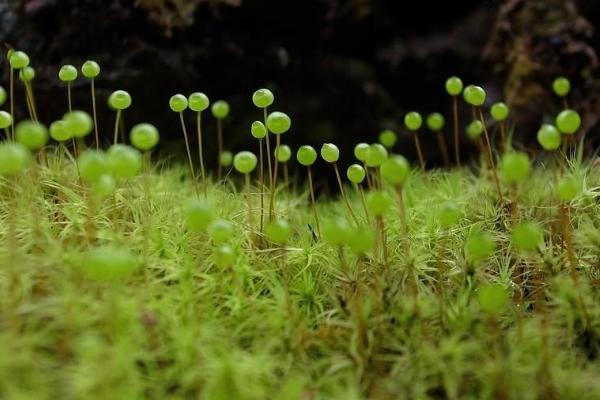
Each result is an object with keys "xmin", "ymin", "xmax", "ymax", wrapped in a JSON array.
[{"xmin": 1, "ymin": 0, "xmax": 600, "ymax": 177}]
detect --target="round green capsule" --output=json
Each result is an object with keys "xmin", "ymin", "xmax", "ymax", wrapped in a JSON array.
[
  {"xmin": 211, "ymin": 100, "xmax": 230, "ymax": 120},
  {"xmin": 78, "ymin": 150, "xmax": 108, "ymax": 183},
  {"xmin": 404, "ymin": 111, "xmax": 423, "ymax": 131},
  {"xmin": 512, "ymin": 222, "xmax": 543, "ymax": 253},
  {"xmin": 233, "ymin": 151, "xmax": 258, "ymax": 174},
  {"xmin": 184, "ymin": 199, "xmax": 214, "ymax": 232},
  {"xmin": 92, "ymin": 174, "xmax": 115, "ymax": 198},
  {"xmin": 365, "ymin": 143, "xmax": 388, "ymax": 167},
  {"xmin": 354, "ymin": 143, "xmax": 369, "ymax": 162},
  {"xmin": 297, "ymin": 145, "xmax": 317, "ymax": 166},
  {"xmin": 219, "ymin": 151, "xmax": 233, "ymax": 167},
  {"xmin": 426, "ymin": 113, "xmax": 444, "ymax": 132},
  {"xmin": 322, "ymin": 218, "xmax": 352, "ymax": 246},
  {"xmin": 208, "ymin": 219, "xmax": 234, "ymax": 244},
  {"xmin": 58, "ymin": 65, "xmax": 78, "ymax": 82},
  {"xmin": 490, "ymin": 102, "xmax": 509, "ymax": 121},
  {"xmin": 500, "ymin": 151, "xmax": 531, "ymax": 184},
  {"xmin": 463, "ymin": 85, "xmax": 486, "ymax": 106},
  {"xmin": 552, "ymin": 77, "xmax": 570, "ymax": 97},
  {"xmin": 347, "ymin": 227, "xmax": 375, "ymax": 254},
  {"xmin": 0, "ymin": 142, "xmax": 31, "ymax": 176},
  {"xmin": 556, "ymin": 175, "xmax": 581, "ymax": 202},
  {"xmin": 0, "ymin": 86, "xmax": 6, "ymax": 106},
  {"xmin": 346, "ymin": 164, "xmax": 366, "ymax": 184},
  {"xmin": 266, "ymin": 111, "xmax": 291, "ymax": 134},
  {"xmin": 555, "ymin": 109, "xmax": 581, "ymax": 135},
  {"xmin": 81, "ymin": 60, "xmax": 100, "ymax": 79},
  {"xmin": 275, "ymin": 144, "xmax": 292, "ymax": 163},
  {"xmin": 130, "ymin": 123, "xmax": 159, "ymax": 151},
  {"xmin": 9, "ymin": 51, "xmax": 30, "ymax": 69},
  {"xmin": 49, "ymin": 120, "xmax": 71, "ymax": 142},
  {"xmin": 63, "ymin": 110, "xmax": 93, "ymax": 138},
  {"xmin": 320, "ymin": 143, "xmax": 339, "ymax": 163},
  {"xmin": 445, "ymin": 76, "xmax": 463, "ymax": 96},
  {"xmin": 537, "ymin": 124, "xmax": 561, "ymax": 151},
  {"xmin": 83, "ymin": 245, "xmax": 139, "ymax": 281},
  {"xmin": 265, "ymin": 219, "xmax": 291, "ymax": 245},
  {"xmin": 188, "ymin": 92, "xmax": 210, "ymax": 112},
  {"xmin": 107, "ymin": 144, "xmax": 142, "ymax": 178},
  {"xmin": 0, "ymin": 111, "xmax": 12, "ymax": 129},
  {"xmin": 366, "ymin": 191, "xmax": 393, "ymax": 217},
  {"xmin": 477, "ymin": 284, "xmax": 508, "ymax": 314},
  {"xmin": 15, "ymin": 120, "xmax": 49, "ymax": 151},
  {"xmin": 464, "ymin": 229, "xmax": 495, "ymax": 263},
  {"xmin": 108, "ymin": 90, "xmax": 132, "ymax": 110},
  {"xmin": 438, "ymin": 200, "xmax": 462, "ymax": 227},
  {"xmin": 251, "ymin": 121, "xmax": 267, "ymax": 139},
  {"xmin": 169, "ymin": 94, "xmax": 188, "ymax": 112},
  {"xmin": 214, "ymin": 245, "xmax": 236, "ymax": 268},
  {"xmin": 380, "ymin": 155, "xmax": 410, "ymax": 186},
  {"xmin": 19, "ymin": 66, "xmax": 35, "ymax": 82},
  {"xmin": 252, "ymin": 88, "xmax": 274, "ymax": 108},
  {"xmin": 466, "ymin": 120, "xmax": 483, "ymax": 140},
  {"xmin": 378, "ymin": 129, "xmax": 397, "ymax": 149}
]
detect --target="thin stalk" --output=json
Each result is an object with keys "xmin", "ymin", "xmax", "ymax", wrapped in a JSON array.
[
  {"xmin": 363, "ymin": 162, "xmax": 373, "ymax": 190},
  {"xmin": 376, "ymin": 216, "xmax": 388, "ymax": 266},
  {"xmin": 196, "ymin": 112, "xmax": 207, "ymax": 198},
  {"xmin": 283, "ymin": 163, "xmax": 289, "ymax": 187},
  {"xmin": 268, "ymin": 134, "xmax": 281, "ymax": 220},
  {"xmin": 113, "ymin": 109, "xmax": 121, "ymax": 145},
  {"xmin": 560, "ymin": 203, "xmax": 578, "ymax": 283},
  {"xmin": 452, "ymin": 95, "xmax": 460, "ymax": 166},
  {"xmin": 245, "ymin": 173, "xmax": 253, "ymax": 230},
  {"xmin": 91, "ymin": 79, "xmax": 99, "ymax": 150},
  {"xmin": 413, "ymin": 131, "xmax": 426, "ymax": 169},
  {"xmin": 307, "ymin": 166, "xmax": 321, "ymax": 239},
  {"xmin": 395, "ymin": 186, "xmax": 410, "ymax": 257},
  {"xmin": 25, "ymin": 82, "xmax": 38, "ymax": 121},
  {"xmin": 562, "ymin": 97, "xmax": 569, "ymax": 110},
  {"xmin": 435, "ymin": 131, "xmax": 450, "ymax": 167},
  {"xmin": 263, "ymin": 107, "xmax": 273, "ymax": 196},
  {"xmin": 23, "ymin": 83, "xmax": 34, "ymax": 120},
  {"xmin": 478, "ymin": 108, "xmax": 503, "ymax": 203},
  {"xmin": 217, "ymin": 119, "xmax": 224, "ymax": 181},
  {"xmin": 354, "ymin": 183, "xmax": 370, "ymax": 223},
  {"xmin": 333, "ymin": 163, "xmax": 359, "ymax": 225},
  {"xmin": 178, "ymin": 112, "xmax": 198, "ymax": 195},
  {"xmin": 499, "ymin": 121, "xmax": 507, "ymax": 153},
  {"xmin": 9, "ymin": 67, "xmax": 14, "ymax": 139},
  {"xmin": 258, "ymin": 138, "xmax": 265, "ymax": 233},
  {"xmin": 67, "ymin": 82, "xmax": 72, "ymax": 111}
]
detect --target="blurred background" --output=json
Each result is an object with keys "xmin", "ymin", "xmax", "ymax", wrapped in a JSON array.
[{"xmin": 1, "ymin": 0, "xmax": 599, "ymax": 175}]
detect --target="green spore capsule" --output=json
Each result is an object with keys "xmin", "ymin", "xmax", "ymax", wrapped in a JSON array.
[
  {"xmin": 347, "ymin": 227, "xmax": 375, "ymax": 254},
  {"xmin": 49, "ymin": 120, "xmax": 71, "ymax": 142},
  {"xmin": 556, "ymin": 174, "xmax": 581, "ymax": 202},
  {"xmin": 354, "ymin": 143, "xmax": 369, "ymax": 162},
  {"xmin": 0, "ymin": 111, "xmax": 12, "ymax": 129},
  {"xmin": 15, "ymin": 120, "xmax": 49, "ymax": 151},
  {"xmin": 59, "ymin": 65, "xmax": 78, "ymax": 82},
  {"xmin": 9, "ymin": 51, "xmax": 30, "ymax": 69},
  {"xmin": 365, "ymin": 143, "xmax": 388, "ymax": 167},
  {"xmin": 320, "ymin": 143, "xmax": 339, "ymax": 163},
  {"xmin": 169, "ymin": 94, "xmax": 188, "ymax": 112},
  {"xmin": 265, "ymin": 219, "xmax": 291, "ymax": 245},
  {"xmin": 426, "ymin": 113, "xmax": 445, "ymax": 131},
  {"xmin": 466, "ymin": 120, "xmax": 484, "ymax": 140},
  {"xmin": 366, "ymin": 191, "xmax": 393, "ymax": 217},
  {"xmin": 378, "ymin": 129, "xmax": 397, "ymax": 149},
  {"xmin": 0, "ymin": 142, "xmax": 31, "ymax": 176},
  {"xmin": 92, "ymin": 174, "xmax": 115, "ymax": 197},
  {"xmin": 297, "ymin": 145, "xmax": 317, "ymax": 166},
  {"xmin": 322, "ymin": 218, "xmax": 352, "ymax": 246},
  {"xmin": 0, "ymin": 86, "xmax": 6, "ymax": 106},
  {"xmin": 219, "ymin": 151, "xmax": 233, "ymax": 167},
  {"xmin": 233, "ymin": 151, "xmax": 258, "ymax": 174},
  {"xmin": 108, "ymin": 90, "xmax": 132, "ymax": 110},
  {"xmin": 81, "ymin": 60, "xmax": 100, "ymax": 79},
  {"xmin": 82, "ymin": 245, "xmax": 139, "ymax": 281},
  {"xmin": 490, "ymin": 102, "xmax": 509, "ymax": 121},
  {"xmin": 78, "ymin": 150, "xmax": 108, "ymax": 182},
  {"xmin": 266, "ymin": 111, "xmax": 291, "ymax": 134},
  {"xmin": 208, "ymin": 219, "xmax": 234, "ymax": 244},
  {"xmin": 512, "ymin": 222, "xmax": 543, "ymax": 253},
  {"xmin": 552, "ymin": 77, "xmax": 570, "ymax": 97},
  {"xmin": 130, "ymin": 123, "xmax": 159, "ymax": 151},
  {"xmin": 184, "ymin": 199, "xmax": 214, "ymax": 232},
  {"xmin": 251, "ymin": 121, "xmax": 267, "ymax": 139},
  {"xmin": 252, "ymin": 88, "xmax": 274, "ymax": 108},
  {"xmin": 107, "ymin": 144, "xmax": 142, "ymax": 178},
  {"xmin": 464, "ymin": 229, "xmax": 495, "ymax": 263},
  {"xmin": 211, "ymin": 100, "xmax": 230, "ymax": 120},
  {"xmin": 555, "ymin": 109, "xmax": 581, "ymax": 134},
  {"xmin": 438, "ymin": 200, "xmax": 462, "ymax": 227},
  {"xmin": 537, "ymin": 124, "xmax": 561, "ymax": 151},
  {"xmin": 500, "ymin": 151, "xmax": 531, "ymax": 184},
  {"xmin": 346, "ymin": 164, "xmax": 366, "ymax": 184},
  {"xmin": 445, "ymin": 76, "xmax": 463, "ymax": 96},
  {"xmin": 275, "ymin": 145, "xmax": 291, "ymax": 162},
  {"xmin": 381, "ymin": 155, "xmax": 410, "ymax": 186},
  {"xmin": 477, "ymin": 284, "xmax": 508, "ymax": 314},
  {"xmin": 19, "ymin": 66, "xmax": 35, "ymax": 82},
  {"xmin": 214, "ymin": 245, "xmax": 236, "ymax": 268},
  {"xmin": 188, "ymin": 92, "xmax": 210, "ymax": 112},
  {"xmin": 404, "ymin": 111, "xmax": 423, "ymax": 131},
  {"xmin": 64, "ymin": 110, "xmax": 93, "ymax": 138},
  {"xmin": 464, "ymin": 85, "xmax": 486, "ymax": 106}
]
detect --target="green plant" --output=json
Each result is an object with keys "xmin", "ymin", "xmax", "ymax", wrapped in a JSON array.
[
  {"xmin": 8, "ymin": 50, "xmax": 30, "ymax": 139},
  {"xmin": 354, "ymin": 142, "xmax": 372, "ymax": 188},
  {"xmin": 490, "ymin": 102, "xmax": 509, "ymax": 151},
  {"xmin": 297, "ymin": 145, "xmax": 320, "ymax": 239},
  {"xmin": 275, "ymin": 144, "xmax": 292, "ymax": 184},
  {"xmin": 212, "ymin": 99, "xmax": 230, "ymax": 180},
  {"xmin": 108, "ymin": 90, "xmax": 132, "ymax": 145},
  {"xmin": 346, "ymin": 163, "xmax": 369, "ymax": 222},
  {"xmin": 378, "ymin": 129, "xmax": 397, "ymax": 150},
  {"xmin": 553, "ymin": 76, "xmax": 570, "ymax": 109},
  {"xmin": 234, "ymin": 151, "xmax": 258, "ymax": 230},
  {"xmin": 321, "ymin": 143, "xmax": 358, "ymax": 225},
  {"xmin": 266, "ymin": 111, "xmax": 291, "ymax": 219},
  {"xmin": 445, "ymin": 76, "xmax": 463, "ymax": 165},
  {"xmin": 537, "ymin": 124, "xmax": 561, "ymax": 151},
  {"xmin": 404, "ymin": 111, "xmax": 425, "ymax": 169},
  {"xmin": 19, "ymin": 66, "xmax": 37, "ymax": 121},
  {"xmin": 426, "ymin": 112, "xmax": 449, "ymax": 167},
  {"xmin": 380, "ymin": 155, "xmax": 411, "ymax": 254},
  {"xmin": 189, "ymin": 92, "xmax": 210, "ymax": 197},
  {"xmin": 0, "ymin": 111, "xmax": 12, "ymax": 138},
  {"xmin": 170, "ymin": 94, "xmax": 197, "ymax": 194},
  {"xmin": 58, "ymin": 65, "xmax": 78, "ymax": 111},
  {"xmin": 81, "ymin": 60, "xmax": 101, "ymax": 149},
  {"xmin": 251, "ymin": 120, "xmax": 268, "ymax": 232}
]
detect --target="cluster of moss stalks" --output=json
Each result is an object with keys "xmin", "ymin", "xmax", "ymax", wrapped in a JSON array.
[{"xmin": 0, "ymin": 50, "xmax": 599, "ymax": 399}]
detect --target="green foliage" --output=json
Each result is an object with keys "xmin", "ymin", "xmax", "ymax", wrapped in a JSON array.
[
  {"xmin": 366, "ymin": 191, "xmax": 393, "ymax": 216},
  {"xmin": 556, "ymin": 174, "xmax": 582, "ymax": 201},
  {"xmin": 500, "ymin": 151, "xmax": 531, "ymax": 184},
  {"xmin": 477, "ymin": 284, "xmax": 508, "ymax": 314},
  {"xmin": 464, "ymin": 229, "xmax": 495, "ymax": 263},
  {"xmin": 107, "ymin": 144, "xmax": 142, "ymax": 178},
  {"xmin": 82, "ymin": 245, "xmax": 139, "ymax": 281},
  {"xmin": 0, "ymin": 142, "xmax": 30, "ymax": 175},
  {"xmin": 184, "ymin": 199, "xmax": 215, "ymax": 232},
  {"xmin": 265, "ymin": 219, "xmax": 291, "ymax": 244},
  {"xmin": 512, "ymin": 222, "xmax": 543, "ymax": 253},
  {"xmin": 438, "ymin": 200, "xmax": 461, "ymax": 227},
  {"xmin": 78, "ymin": 150, "xmax": 108, "ymax": 182}
]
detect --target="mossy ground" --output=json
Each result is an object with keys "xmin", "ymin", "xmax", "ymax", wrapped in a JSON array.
[{"xmin": 1, "ymin": 151, "xmax": 600, "ymax": 399}]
